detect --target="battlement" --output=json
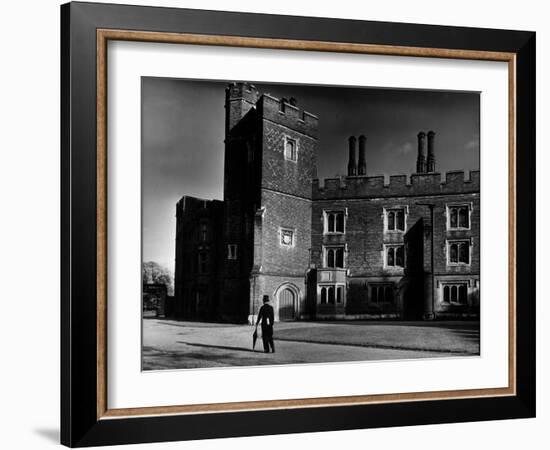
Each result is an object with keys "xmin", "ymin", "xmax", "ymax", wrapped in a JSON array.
[
  {"xmin": 176, "ymin": 195, "xmax": 223, "ymax": 218},
  {"xmin": 258, "ymin": 94, "xmax": 319, "ymax": 138},
  {"xmin": 225, "ymin": 82, "xmax": 260, "ymax": 104},
  {"xmin": 313, "ymin": 170, "xmax": 480, "ymax": 200}
]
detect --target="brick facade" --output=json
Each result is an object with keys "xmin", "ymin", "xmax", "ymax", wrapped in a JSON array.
[
  {"xmin": 174, "ymin": 196, "xmax": 224, "ymax": 320},
  {"xmin": 174, "ymin": 82, "xmax": 480, "ymax": 322}
]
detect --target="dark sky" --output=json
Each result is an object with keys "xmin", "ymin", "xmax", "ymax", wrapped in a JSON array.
[{"xmin": 142, "ymin": 77, "xmax": 479, "ymax": 270}]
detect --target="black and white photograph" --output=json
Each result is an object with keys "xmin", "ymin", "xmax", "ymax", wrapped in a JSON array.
[
  {"xmin": 0, "ymin": 0, "xmax": 542, "ymax": 447},
  {"xmin": 141, "ymin": 78, "xmax": 481, "ymax": 370}
]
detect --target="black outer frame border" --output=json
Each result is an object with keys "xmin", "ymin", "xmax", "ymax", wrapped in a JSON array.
[{"xmin": 60, "ymin": 2, "xmax": 536, "ymax": 447}]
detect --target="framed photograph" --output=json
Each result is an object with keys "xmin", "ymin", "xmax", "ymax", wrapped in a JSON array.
[{"xmin": 61, "ymin": 1, "xmax": 536, "ymax": 447}]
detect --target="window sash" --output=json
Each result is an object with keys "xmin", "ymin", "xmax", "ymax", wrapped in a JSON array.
[
  {"xmin": 459, "ymin": 285, "xmax": 467, "ymax": 303},
  {"xmin": 328, "ymin": 286, "xmax": 335, "ymax": 304},
  {"xmin": 443, "ymin": 283, "xmax": 468, "ymax": 304},
  {"xmin": 449, "ymin": 241, "xmax": 470, "ymax": 264},
  {"xmin": 371, "ymin": 284, "xmax": 394, "ymax": 302},
  {"xmin": 450, "ymin": 243, "xmax": 458, "ymax": 262},
  {"xmin": 327, "ymin": 249, "xmax": 335, "ymax": 267},
  {"xmin": 319, "ymin": 285, "xmax": 345, "ymax": 305},
  {"xmin": 325, "ymin": 247, "xmax": 345, "ymax": 268},
  {"xmin": 386, "ymin": 208, "xmax": 405, "ymax": 231},
  {"xmin": 227, "ymin": 244, "xmax": 237, "ymax": 260},
  {"xmin": 387, "ymin": 247, "xmax": 395, "ymax": 266},
  {"xmin": 396, "ymin": 210, "xmax": 405, "ymax": 230},
  {"xmin": 388, "ymin": 211, "xmax": 395, "ymax": 230},
  {"xmin": 325, "ymin": 211, "xmax": 345, "ymax": 234},
  {"xmin": 335, "ymin": 248, "xmax": 344, "ymax": 268},
  {"xmin": 449, "ymin": 205, "xmax": 470, "ymax": 229},
  {"xmin": 459, "ymin": 243, "xmax": 470, "ymax": 263},
  {"xmin": 336, "ymin": 286, "xmax": 343, "ymax": 303},
  {"xmin": 458, "ymin": 207, "xmax": 469, "ymax": 228},
  {"xmin": 395, "ymin": 246, "xmax": 404, "ymax": 267},
  {"xmin": 450, "ymin": 208, "xmax": 458, "ymax": 228},
  {"xmin": 386, "ymin": 245, "xmax": 404, "ymax": 267},
  {"xmin": 336, "ymin": 213, "xmax": 345, "ymax": 233},
  {"xmin": 200, "ymin": 224, "xmax": 208, "ymax": 242},
  {"xmin": 328, "ymin": 214, "xmax": 335, "ymax": 232},
  {"xmin": 284, "ymin": 138, "xmax": 297, "ymax": 161}
]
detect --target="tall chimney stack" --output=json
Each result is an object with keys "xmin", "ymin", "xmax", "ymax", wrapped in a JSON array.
[
  {"xmin": 347, "ymin": 136, "xmax": 357, "ymax": 176},
  {"xmin": 416, "ymin": 131, "xmax": 427, "ymax": 173},
  {"xmin": 358, "ymin": 135, "xmax": 367, "ymax": 175},
  {"xmin": 427, "ymin": 131, "xmax": 436, "ymax": 172}
]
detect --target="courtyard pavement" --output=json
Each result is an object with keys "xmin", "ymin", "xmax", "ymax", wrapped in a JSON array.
[{"xmin": 142, "ymin": 319, "xmax": 480, "ymax": 370}]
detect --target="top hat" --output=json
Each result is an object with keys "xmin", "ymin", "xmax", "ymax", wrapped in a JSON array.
[{"xmin": 262, "ymin": 295, "xmax": 270, "ymax": 302}]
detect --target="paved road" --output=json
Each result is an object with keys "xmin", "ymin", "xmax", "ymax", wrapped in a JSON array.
[{"xmin": 142, "ymin": 319, "xmax": 479, "ymax": 370}]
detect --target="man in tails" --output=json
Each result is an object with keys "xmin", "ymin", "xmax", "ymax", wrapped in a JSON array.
[{"xmin": 256, "ymin": 295, "xmax": 275, "ymax": 353}]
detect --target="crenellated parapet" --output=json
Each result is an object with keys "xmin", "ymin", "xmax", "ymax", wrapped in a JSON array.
[
  {"xmin": 258, "ymin": 94, "xmax": 319, "ymax": 138},
  {"xmin": 225, "ymin": 81, "xmax": 259, "ymax": 104},
  {"xmin": 312, "ymin": 170, "xmax": 480, "ymax": 200},
  {"xmin": 225, "ymin": 82, "xmax": 261, "ymax": 132},
  {"xmin": 176, "ymin": 195, "xmax": 223, "ymax": 220}
]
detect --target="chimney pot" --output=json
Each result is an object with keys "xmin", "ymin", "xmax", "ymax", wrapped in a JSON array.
[
  {"xmin": 347, "ymin": 136, "xmax": 357, "ymax": 176},
  {"xmin": 358, "ymin": 135, "xmax": 367, "ymax": 176},
  {"xmin": 416, "ymin": 131, "xmax": 427, "ymax": 173},
  {"xmin": 427, "ymin": 131, "xmax": 436, "ymax": 172}
]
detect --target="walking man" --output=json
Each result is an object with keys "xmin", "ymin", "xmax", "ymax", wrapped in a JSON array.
[{"xmin": 256, "ymin": 295, "xmax": 275, "ymax": 353}]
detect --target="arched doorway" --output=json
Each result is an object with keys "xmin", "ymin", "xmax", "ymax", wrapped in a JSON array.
[{"xmin": 276, "ymin": 284, "xmax": 299, "ymax": 321}]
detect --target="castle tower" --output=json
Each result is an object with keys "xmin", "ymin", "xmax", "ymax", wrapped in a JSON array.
[
  {"xmin": 225, "ymin": 82, "xmax": 260, "ymax": 133},
  {"xmin": 358, "ymin": 134, "xmax": 367, "ymax": 175},
  {"xmin": 220, "ymin": 82, "xmax": 262, "ymax": 321},
  {"xmin": 416, "ymin": 131, "xmax": 427, "ymax": 173},
  {"xmin": 250, "ymin": 93, "xmax": 318, "ymax": 322},
  {"xmin": 221, "ymin": 84, "xmax": 319, "ymax": 322},
  {"xmin": 427, "ymin": 130, "xmax": 436, "ymax": 172},
  {"xmin": 347, "ymin": 136, "xmax": 357, "ymax": 176}
]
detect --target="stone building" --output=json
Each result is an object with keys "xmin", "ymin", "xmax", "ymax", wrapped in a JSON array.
[{"xmin": 174, "ymin": 82, "xmax": 480, "ymax": 323}]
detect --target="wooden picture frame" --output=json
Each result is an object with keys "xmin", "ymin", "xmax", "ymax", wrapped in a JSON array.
[{"xmin": 61, "ymin": 2, "xmax": 535, "ymax": 447}]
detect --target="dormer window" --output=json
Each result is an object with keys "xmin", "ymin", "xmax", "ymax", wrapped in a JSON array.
[{"xmin": 284, "ymin": 136, "xmax": 298, "ymax": 162}]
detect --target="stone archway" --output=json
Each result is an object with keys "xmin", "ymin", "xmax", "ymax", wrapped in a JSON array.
[{"xmin": 274, "ymin": 283, "xmax": 301, "ymax": 321}]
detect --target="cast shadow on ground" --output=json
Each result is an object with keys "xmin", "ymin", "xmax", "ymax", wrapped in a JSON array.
[{"xmin": 177, "ymin": 341, "xmax": 258, "ymax": 353}]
